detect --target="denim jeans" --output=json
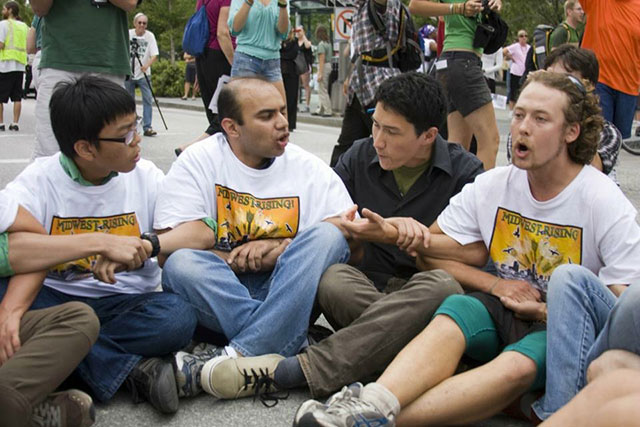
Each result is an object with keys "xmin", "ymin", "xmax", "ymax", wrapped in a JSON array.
[
  {"xmin": 596, "ymin": 82, "xmax": 637, "ymax": 139},
  {"xmin": 231, "ymin": 51, "xmax": 282, "ymax": 83},
  {"xmin": 532, "ymin": 264, "xmax": 617, "ymax": 419},
  {"xmin": 162, "ymin": 222, "xmax": 350, "ymax": 357},
  {"xmin": 125, "ymin": 77, "xmax": 153, "ymax": 131},
  {"xmin": 0, "ymin": 279, "xmax": 197, "ymax": 402}
]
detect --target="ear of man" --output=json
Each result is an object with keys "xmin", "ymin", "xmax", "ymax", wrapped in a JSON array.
[
  {"xmin": 73, "ymin": 140, "xmax": 98, "ymax": 161},
  {"xmin": 564, "ymin": 122, "xmax": 580, "ymax": 144},
  {"xmin": 221, "ymin": 118, "xmax": 240, "ymax": 138}
]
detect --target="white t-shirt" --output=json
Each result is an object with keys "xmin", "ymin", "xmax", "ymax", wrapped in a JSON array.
[
  {"xmin": 1, "ymin": 154, "xmax": 164, "ymax": 297},
  {"xmin": 0, "ymin": 19, "xmax": 27, "ymax": 73},
  {"xmin": 0, "ymin": 191, "xmax": 18, "ymax": 233},
  {"xmin": 154, "ymin": 133, "xmax": 354, "ymax": 250},
  {"xmin": 129, "ymin": 29, "xmax": 158, "ymax": 80},
  {"xmin": 437, "ymin": 165, "xmax": 640, "ymax": 294}
]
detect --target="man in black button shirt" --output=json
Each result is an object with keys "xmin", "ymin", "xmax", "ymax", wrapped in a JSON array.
[{"xmin": 255, "ymin": 72, "xmax": 485, "ymax": 398}]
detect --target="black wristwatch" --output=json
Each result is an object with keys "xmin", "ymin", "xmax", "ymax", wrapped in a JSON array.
[{"xmin": 141, "ymin": 232, "xmax": 161, "ymax": 257}]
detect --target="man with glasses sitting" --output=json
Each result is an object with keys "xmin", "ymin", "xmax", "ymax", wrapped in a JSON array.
[{"xmin": 0, "ymin": 75, "xmax": 198, "ymax": 415}]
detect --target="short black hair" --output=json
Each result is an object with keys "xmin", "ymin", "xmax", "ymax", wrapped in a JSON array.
[
  {"xmin": 49, "ymin": 75, "xmax": 136, "ymax": 158},
  {"xmin": 545, "ymin": 45, "xmax": 599, "ymax": 86},
  {"xmin": 4, "ymin": 1, "xmax": 20, "ymax": 19},
  {"xmin": 218, "ymin": 80, "xmax": 245, "ymax": 128},
  {"xmin": 374, "ymin": 72, "xmax": 447, "ymax": 136}
]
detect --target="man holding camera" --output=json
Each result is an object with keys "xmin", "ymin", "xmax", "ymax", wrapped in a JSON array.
[
  {"xmin": 29, "ymin": 0, "xmax": 136, "ymax": 159},
  {"xmin": 126, "ymin": 12, "xmax": 158, "ymax": 137}
]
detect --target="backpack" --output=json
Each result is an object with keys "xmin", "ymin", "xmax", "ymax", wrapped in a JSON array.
[
  {"xmin": 182, "ymin": 0, "xmax": 210, "ymax": 57},
  {"xmin": 362, "ymin": 0, "xmax": 424, "ymax": 72},
  {"xmin": 531, "ymin": 23, "xmax": 571, "ymax": 70}
]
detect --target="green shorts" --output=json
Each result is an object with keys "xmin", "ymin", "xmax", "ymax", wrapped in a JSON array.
[{"xmin": 434, "ymin": 294, "xmax": 547, "ymax": 390}]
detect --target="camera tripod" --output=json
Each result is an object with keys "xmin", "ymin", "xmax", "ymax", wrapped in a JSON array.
[{"xmin": 130, "ymin": 37, "xmax": 168, "ymax": 130}]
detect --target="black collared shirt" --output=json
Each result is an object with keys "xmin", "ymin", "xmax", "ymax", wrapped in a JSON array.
[{"xmin": 334, "ymin": 135, "xmax": 484, "ymax": 290}]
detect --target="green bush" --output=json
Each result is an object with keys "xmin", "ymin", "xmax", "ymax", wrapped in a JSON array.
[{"xmin": 150, "ymin": 59, "xmax": 185, "ymax": 97}]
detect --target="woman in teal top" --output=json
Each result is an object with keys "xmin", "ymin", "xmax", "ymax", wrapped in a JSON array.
[
  {"xmin": 228, "ymin": 0, "xmax": 289, "ymax": 102},
  {"xmin": 408, "ymin": 0, "xmax": 502, "ymax": 170}
]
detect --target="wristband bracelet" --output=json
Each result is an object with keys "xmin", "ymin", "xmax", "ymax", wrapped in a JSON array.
[
  {"xmin": 244, "ymin": 0, "xmax": 253, "ymax": 6},
  {"xmin": 277, "ymin": 1, "xmax": 287, "ymax": 7},
  {"xmin": 141, "ymin": 232, "xmax": 161, "ymax": 258},
  {"xmin": 449, "ymin": 3, "xmax": 453, "ymax": 14}
]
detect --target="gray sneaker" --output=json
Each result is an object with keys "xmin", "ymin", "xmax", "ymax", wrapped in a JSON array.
[
  {"xmin": 174, "ymin": 343, "xmax": 227, "ymax": 398},
  {"xmin": 31, "ymin": 389, "xmax": 95, "ymax": 427},
  {"xmin": 126, "ymin": 357, "xmax": 179, "ymax": 414},
  {"xmin": 294, "ymin": 383, "xmax": 396, "ymax": 427},
  {"xmin": 200, "ymin": 353, "xmax": 286, "ymax": 405}
]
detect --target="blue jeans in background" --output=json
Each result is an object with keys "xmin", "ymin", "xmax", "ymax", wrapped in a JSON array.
[
  {"xmin": 0, "ymin": 279, "xmax": 197, "ymax": 402},
  {"xmin": 596, "ymin": 82, "xmax": 637, "ymax": 139},
  {"xmin": 532, "ymin": 265, "xmax": 618, "ymax": 419},
  {"xmin": 125, "ymin": 77, "xmax": 154, "ymax": 131},
  {"xmin": 162, "ymin": 222, "xmax": 350, "ymax": 358},
  {"xmin": 231, "ymin": 51, "xmax": 282, "ymax": 83}
]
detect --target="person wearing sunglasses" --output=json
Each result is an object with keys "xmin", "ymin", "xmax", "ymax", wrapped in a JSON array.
[
  {"xmin": 503, "ymin": 30, "xmax": 531, "ymax": 111},
  {"xmin": 0, "ymin": 75, "xmax": 198, "ymax": 416}
]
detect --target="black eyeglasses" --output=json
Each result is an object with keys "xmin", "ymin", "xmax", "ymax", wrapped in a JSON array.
[
  {"xmin": 519, "ymin": 34, "xmax": 528, "ymax": 38},
  {"xmin": 567, "ymin": 75, "xmax": 587, "ymax": 97},
  {"xmin": 99, "ymin": 118, "xmax": 143, "ymax": 146}
]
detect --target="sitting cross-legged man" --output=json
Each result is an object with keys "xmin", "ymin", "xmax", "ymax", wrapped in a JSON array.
[
  {"xmin": 293, "ymin": 71, "xmax": 640, "ymax": 426},
  {"xmin": 154, "ymin": 77, "xmax": 355, "ymax": 401},
  {"xmin": 0, "ymin": 75, "xmax": 198, "ymax": 415},
  {"xmin": 229, "ymin": 72, "xmax": 485, "ymax": 399}
]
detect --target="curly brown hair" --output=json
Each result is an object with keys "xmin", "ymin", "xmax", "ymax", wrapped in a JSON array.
[{"xmin": 521, "ymin": 71, "xmax": 603, "ymax": 165}]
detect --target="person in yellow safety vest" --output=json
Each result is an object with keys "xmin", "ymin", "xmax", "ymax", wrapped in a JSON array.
[{"xmin": 0, "ymin": 1, "xmax": 27, "ymax": 132}]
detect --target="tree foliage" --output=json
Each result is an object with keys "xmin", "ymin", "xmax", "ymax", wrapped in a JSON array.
[{"xmin": 139, "ymin": 0, "xmax": 194, "ymax": 63}]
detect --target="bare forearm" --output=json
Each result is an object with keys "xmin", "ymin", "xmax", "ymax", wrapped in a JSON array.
[
  {"xmin": 418, "ymin": 257, "xmax": 497, "ymax": 292},
  {"xmin": 277, "ymin": 5, "xmax": 289, "ymax": 34},
  {"xmin": 29, "ymin": 0, "xmax": 53, "ymax": 16},
  {"xmin": 0, "ymin": 271, "xmax": 47, "ymax": 316},
  {"xmin": 8, "ymin": 233, "xmax": 115, "ymax": 273},
  {"xmin": 109, "ymin": 0, "xmax": 138, "ymax": 12},
  {"xmin": 408, "ymin": 0, "xmax": 451, "ymax": 17},
  {"xmin": 157, "ymin": 221, "xmax": 216, "ymax": 256},
  {"xmin": 232, "ymin": 3, "xmax": 251, "ymax": 33}
]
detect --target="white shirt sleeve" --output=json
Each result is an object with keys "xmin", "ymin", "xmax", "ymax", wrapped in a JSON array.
[
  {"xmin": 436, "ymin": 180, "xmax": 484, "ymax": 246},
  {"xmin": 2, "ymin": 162, "xmax": 46, "ymax": 227},
  {"xmin": 0, "ymin": 191, "xmax": 19, "ymax": 233},
  {"xmin": 148, "ymin": 32, "xmax": 159, "ymax": 57},
  {"xmin": 153, "ymin": 151, "xmax": 213, "ymax": 230}
]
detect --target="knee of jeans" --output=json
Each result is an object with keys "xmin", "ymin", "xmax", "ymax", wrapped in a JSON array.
[
  {"xmin": 149, "ymin": 293, "xmax": 197, "ymax": 347},
  {"xmin": 59, "ymin": 301, "xmax": 101, "ymax": 345},
  {"xmin": 547, "ymin": 264, "xmax": 597, "ymax": 300},
  {"xmin": 161, "ymin": 248, "xmax": 205, "ymax": 291}
]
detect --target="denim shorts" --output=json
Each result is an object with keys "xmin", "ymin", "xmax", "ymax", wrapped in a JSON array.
[
  {"xmin": 436, "ymin": 51, "xmax": 492, "ymax": 117},
  {"xmin": 231, "ymin": 51, "xmax": 282, "ymax": 83},
  {"xmin": 435, "ymin": 294, "xmax": 547, "ymax": 390}
]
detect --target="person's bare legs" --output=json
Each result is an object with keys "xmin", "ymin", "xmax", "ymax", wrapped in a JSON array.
[
  {"xmin": 397, "ymin": 351, "xmax": 537, "ymax": 426},
  {"xmin": 183, "ymin": 81, "xmax": 191, "ymax": 99},
  {"xmin": 300, "ymin": 72, "xmax": 311, "ymax": 109},
  {"xmin": 376, "ymin": 315, "xmax": 465, "ymax": 406},
  {"xmin": 446, "ymin": 111, "xmax": 473, "ymax": 150},
  {"xmin": 587, "ymin": 349, "xmax": 640, "ymax": 383},
  {"xmin": 465, "ymin": 102, "xmax": 499, "ymax": 170},
  {"xmin": 0, "ymin": 103, "xmax": 3, "ymax": 125},
  {"xmin": 542, "ymin": 369, "xmax": 640, "ymax": 427},
  {"xmin": 13, "ymin": 100, "xmax": 21, "ymax": 124}
]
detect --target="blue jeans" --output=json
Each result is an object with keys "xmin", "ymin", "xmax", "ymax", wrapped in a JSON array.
[
  {"xmin": 0, "ymin": 280, "xmax": 197, "ymax": 402},
  {"xmin": 125, "ymin": 77, "xmax": 153, "ymax": 131},
  {"xmin": 532, "ymin": 264, "xmax": 617, "ymax": 419},
  {"xmin": 162, "ymin": 222, "xmax": 350, "ymax": 357},
  {"xmin": 231, "ymin": 51, "xmax": 282, "ymax": 83},
  {"xmin": 596, "ymin": 82, "xmax": 637, "ymax": 139}
]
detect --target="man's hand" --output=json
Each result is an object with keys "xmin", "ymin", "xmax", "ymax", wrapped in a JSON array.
[
  {"xmin": 227, "ymin": 239, "xmax": 289, "ymax": 273},
  {"xmin": 260, "ymin": 239, "xmax": 291, "ymax": 271},
  {"xmin": 385, "ymin": 215, "xmax": 430, "ymax": 257},
  {"xmin": 92, "ymin": 255, "xmax": 127, "ymax": 284},
  {"xmin": 491, "ymin": 279, "xmax": 541, "ymax": 303},
  {"xmin": 0, "ymin": 304, "xmax": 22, "ymax": 365},
  {"xmin": 464, "ymin": 0, "xmax": 483, "ymax": 16},
  {"xmin": 98, "ymin": 234, "xmax": 149, "ymax": 271},
  {"xmin": 500, "ymin": 297, "xmax": 546, "ymax": 322},
  {"xmin": 141, "ymin": 65, "xmax": 149, "ymax": 74},
  {"xmin": 487, "ymin": 0, "xmax": 502, "ymax": 12}
]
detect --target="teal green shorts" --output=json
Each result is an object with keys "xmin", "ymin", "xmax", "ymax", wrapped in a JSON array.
[
  {"xmin": 434, "ymin": 294, "xmax": 547, "ymax": 390},
  {"xmin": 0, "ymin": 232, "xmax": 14, "ymax": 277}
]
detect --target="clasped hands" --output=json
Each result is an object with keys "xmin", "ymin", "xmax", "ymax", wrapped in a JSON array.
[{"xmin": 339, "ymin": 205, "xmax": 430, "ymax": 257}]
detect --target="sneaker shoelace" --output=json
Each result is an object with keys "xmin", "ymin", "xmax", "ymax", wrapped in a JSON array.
[
  {"xmin": 325, "ymin": 388, "xmax": 375, "ymax": 417},
  {"xmin": 32, "ymin": 401, "xmax": 62, "ymax": 427},
  {"xmin": 241, "ymin": 367, "xmax": 289, "ymax": 408}
]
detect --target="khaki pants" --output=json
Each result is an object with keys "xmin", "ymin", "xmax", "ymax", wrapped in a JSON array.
[
  {"xmin": 299, "ymin": 264, "xmax": 462, "ymax": 397},
  {"xmin": 0, "ymin": 302, "xmax": 99, "ymax": 427}
]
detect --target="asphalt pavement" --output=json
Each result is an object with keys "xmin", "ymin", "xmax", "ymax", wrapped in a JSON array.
[{"xmin": 1, "ymin": 96, "xmax": 640, "ymax": 427}]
